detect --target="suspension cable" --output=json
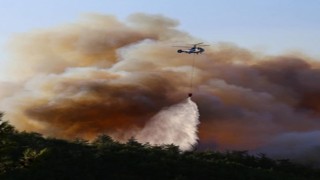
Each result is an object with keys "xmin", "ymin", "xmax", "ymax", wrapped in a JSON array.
[{"xmin": 188, "ymin": 54, "xmax": 196, "ymax": 97}]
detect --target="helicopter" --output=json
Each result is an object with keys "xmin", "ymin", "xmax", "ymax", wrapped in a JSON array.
[
  {"xmin": 174, "ymin": 42, "xmax": 209, "ymax": 54},
  {"xmin": 174, "ymin": 42, "xmax": 210, "ymax": 98}
]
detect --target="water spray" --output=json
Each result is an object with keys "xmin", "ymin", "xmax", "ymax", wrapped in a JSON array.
[{"xmin": 136, "ymin": 97, "xmax": 200, "ymax": 151}]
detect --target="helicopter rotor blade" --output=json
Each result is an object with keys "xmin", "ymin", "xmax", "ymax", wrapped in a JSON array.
[
  {"xmin": 172, "ymin": 45, "xmax": 192, "ymax": 48},
  {"xmin": 186, "ymin": 42, "xmax": 203, "ymax": 46},
  {"xmin": 173, "ymin": 42, "xmax": 210, "ymax": 48},
  {"xmin": 195, "ymin": 42, "xmax": 204, "ymax": 45}
]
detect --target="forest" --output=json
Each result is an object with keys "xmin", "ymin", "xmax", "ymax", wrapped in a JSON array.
[{"xmin": 1, "ymin": 112, "xmax": 320, "ymax": 180}]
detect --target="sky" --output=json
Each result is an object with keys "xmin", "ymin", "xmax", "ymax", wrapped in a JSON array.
[{"xmin": 1, "ymin": 0, "xmax": 320, "ymax": 79}]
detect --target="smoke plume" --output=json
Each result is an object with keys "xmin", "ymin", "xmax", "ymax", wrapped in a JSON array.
[{"xmin": 2, "ymin": 13, "xmax": 320, "ymax": 162}]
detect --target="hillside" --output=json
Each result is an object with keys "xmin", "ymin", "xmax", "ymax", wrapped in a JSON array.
[{"xmin": 1, "ymin": 113, "xmax": 320, "ymax": 180}]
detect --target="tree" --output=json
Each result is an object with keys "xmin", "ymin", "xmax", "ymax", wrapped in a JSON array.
[
  {"xmin": 92, "ymin": 134, "xmax": 115, "ymax": 147},
  {"xmin": 0, "ymin": 113, "xmax": 16, "ymax": 136},
  {"xmin": 2, "ymin": 111, "xmax": 320, "ymax": 179},
  {"xmin": 126, "ymin": 137, "xmax": 143, "ymax": 147}
]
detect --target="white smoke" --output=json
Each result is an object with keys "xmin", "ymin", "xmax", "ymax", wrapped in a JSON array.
[{"xmin": 136, "ymin": 97, "xmax": 200, "ymax": 151}]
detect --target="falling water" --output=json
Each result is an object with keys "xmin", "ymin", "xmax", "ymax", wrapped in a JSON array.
[{"xmin": 136, "ymin": 97, "xmax": 200, "ymax": 151}]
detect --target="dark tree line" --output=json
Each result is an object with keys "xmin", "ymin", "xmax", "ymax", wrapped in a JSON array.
[{"xmin": 1, "ymin": 112, "xmax": 320, "ymax": 180}]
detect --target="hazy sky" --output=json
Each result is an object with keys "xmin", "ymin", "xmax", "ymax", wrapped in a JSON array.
[{"xmin": 1, "ymin": 0, "xmax": 320, "ymax": 80}]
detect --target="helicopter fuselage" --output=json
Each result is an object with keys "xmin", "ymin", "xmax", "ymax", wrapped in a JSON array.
[{"xmin": 177, "ymin": 47, "xmax": 205, "ymax": 54}]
